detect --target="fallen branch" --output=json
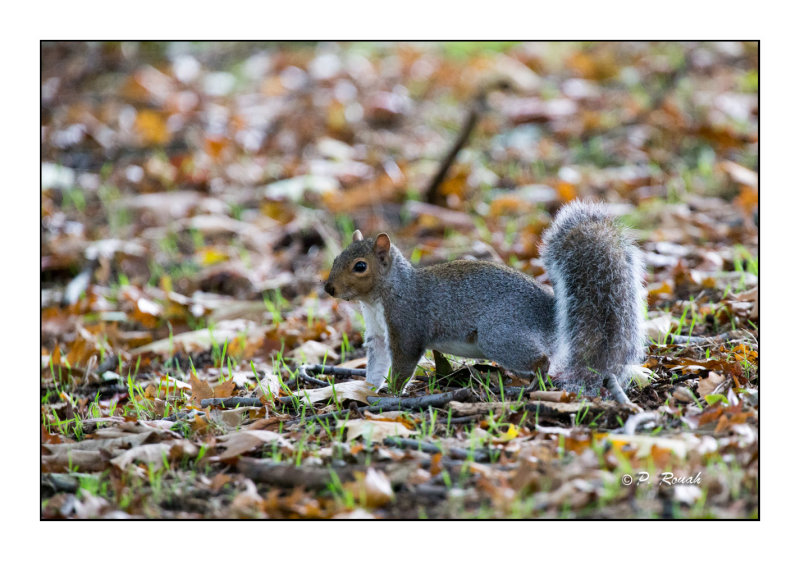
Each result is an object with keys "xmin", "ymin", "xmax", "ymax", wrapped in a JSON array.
[
  {"xmin": 666, "ymin": 331, "xmax": 737, "ymax": 345},
  {"xmin": 652, "ymin": 372, "xmax": 705, "ymax": 386},
  {"xmin": 366, "ymin": 387, "xmax": 474, "ymax": 410},
  {"xmin": 200, "ymin": 397, "xmax": 264, "ymax": 408},
  {"xmin": 438, "ymin": 414, "xmax": 483, "ymax": 425},
  {"xmin": 297, "ymin": 368, "xmax": 331, "ymax": 387},
  {"xmin": 383, "ymin": 436, "xmax": 492, "ymax": 463},
  {"xmin": 237, "ymin": 457, "xmax": 361, "ymax": 490},
  {"xmin": 285, "ymin": 388, "xmax": 476, "ymax": 426},
  {"xmin": 303, "ymin": 364, "xmax": 366, "ymax": 378}
]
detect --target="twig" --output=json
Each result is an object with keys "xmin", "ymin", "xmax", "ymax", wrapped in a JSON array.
[
  {"xmin": 666, "ymin": 331, "xmax": 737, "ymax": 346},
  {"xmin": 297, "ymin": 366, "xmax": 331, "ymax": 387},
  {"xmin": 423, "ymin": 82, "xmax": 510, "ymax": 205},
  {"xmin": 285, "ymin": 388, "xmax": 476, "ymax": 426},
  {"xmin": 439, "ymin": 414, "xmax": 482, "ymax": 425},
  {"xmin": 652, "ymin": 372, "xmax": 705, "ymax": 386},
  {"xmin": 200, "ymin": 397, "xmax": 265, "ymax": 408},
  {"xmin": 414, "ymin": 484, "xmax": 449, "ymax": 498},
  {"xmin": 383, "ymin": 436, "xmax": 491, "ymax": 463},
  {"xmin": 304, "ymin": 364, "xmax": 366, "ymax": 378},
  {"xmin": 236, "ymin": 457, "xmax": 359, "ymax": 490},
  {"xmin": 366, "ymin": 387, "xmax": 474, "ymax": 410}
]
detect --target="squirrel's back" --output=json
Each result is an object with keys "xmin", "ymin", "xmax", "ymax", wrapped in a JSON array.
[{"xmin": 541, "ymin": 201, "xmax": 645, "ymax": 394}]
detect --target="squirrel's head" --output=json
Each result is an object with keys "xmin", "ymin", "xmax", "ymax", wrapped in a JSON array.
[{"xmin": 324, "ymin": 230, "xmax": 393, "ymax": 301}]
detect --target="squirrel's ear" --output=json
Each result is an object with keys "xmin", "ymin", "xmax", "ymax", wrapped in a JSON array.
[
  {"xmin": 352, "ymin": 230, "xmax": 364, "ymax": 242},
  {"xmin": 374, "ymin": 233, "xmax": 392, "ymax": 264}
]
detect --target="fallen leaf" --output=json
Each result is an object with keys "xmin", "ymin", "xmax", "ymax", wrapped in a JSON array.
[
  {"xmin": 110, "ymin": 440, "xmax": 197, "ymax": 469},
  {"xmin": 292, "ymin": 380, "xmax": 378, "ymax": 406},
  {"xmin": 42, "ymin": 448, "xmax": 108, "ymax": 473},
  {"xmin": 337, "ymin": 357, "xmax": 367, "ymax": 370},
  {"xmin": 214, "ymin": 379, "xmax": 237, "ymax": 398},
  {"xmin": 210, "ymin": 473, "xmax": 233, "ymax": 492},
  {"xmin": 135, "ymin": 109, "xmax": 171, "ymax": 145},
  {"xmin": 605, "ymin": 434, "xmax": 689, "ymax": 459},
  {"xmin": 288, "ymin": 340, "xmax": 340, "ymax": 364},
  {"xmin": 216, "ymin": 430, "xmax": 290, "ymax": 460},
  {"xmin": 189, "ymin": 372, "xmax": 213, "ymax": 407},
  {"xmin": 697, "ymin": 372, "xmax": 727, "ymax": 397},
  {"xmin": 643, "ymin": 314, "xmax": 675, "ymax": 341},
  {"xmin": 131, "ymin": 320, "xmax": 267, "ymax": 355},
  {"xmin": 338, "ymin": 418, "xmax": 417, "ymax": 442},
  {"xmin": 342, "ymin": 468, "xmax": 394, "ymax": 507}
]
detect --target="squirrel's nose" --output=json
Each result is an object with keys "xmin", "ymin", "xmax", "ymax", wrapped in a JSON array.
[{"xmin": 324, "ymin": 282, "xmax": 335, "ymax": 297}]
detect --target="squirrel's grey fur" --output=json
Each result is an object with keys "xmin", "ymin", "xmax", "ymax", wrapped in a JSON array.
[
  {"xmin": 324, "ymin": 200, "xmax": 645, "ymax": 399},
  {"xmin": 540, "ymin": 201, "xmax": 645, "ymax": 395}
]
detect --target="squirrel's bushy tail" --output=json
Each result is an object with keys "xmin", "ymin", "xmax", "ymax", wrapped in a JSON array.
[{"xmin": 541, "ymin": 201, "xmax": 645, "ymax": 395}]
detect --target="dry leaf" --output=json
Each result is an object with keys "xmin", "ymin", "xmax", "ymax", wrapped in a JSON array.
[
  {"xmin": 342, "ymin": 468, "xmax": 394, "ymax": 507},
  {"xmin": 189, "ymin": 372, "xmax": 213, "ymax": 407},
  {"xmin": 606, "ymin": 434, "xmax": 689, "ymax": 459},
  {"xmin": 288, "ymin": 340, "xmax": 340, "ymax": 364},
  {"xmin": 131, "ymin": 320, "xmax": 267, "ymax": 355},
  {"xmin": 215, "ymin": 430, "xmax": 290, "ymax": 460},
  {"xmin": 697, "ymin": 372, "xmax": 727, "ymax": 397},
  {"xmin": 42, "ymin": 448, "xmax": 108, "ymax": 473},
  {"xmin": 214, "ymin": 379, "xmax": 236, "ymax": 398},
  {"xmin": 110, "ymin": 440, "xmax": 197, "ymax": 469},
  {"xmin": 255, "ymin": 370, "xmax": 282, "ymax": 402},
  {"xmin": 338, "ymin": 418, "xmax": 417, "ymax": 442},
  {"xmin": 337, "ymin": 357, "xmax": 367, "ymax": 370},
  {"xmin": 643, "ymin": 314, "xmax": 675, "ymax": 341},
  {"xmin": 292, "ymin": 380, "xmax": 378, "ymax": 406}
]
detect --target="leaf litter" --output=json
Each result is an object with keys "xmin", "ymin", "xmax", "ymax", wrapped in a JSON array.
[{"xmin": 41, "ymin": 41, "xmax": 757, "ymax": 519}]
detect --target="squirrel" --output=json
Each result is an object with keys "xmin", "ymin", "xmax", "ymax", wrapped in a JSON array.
[{"xmin": 323, "ymin": 200, "xmax": 646, "ymax": 404}]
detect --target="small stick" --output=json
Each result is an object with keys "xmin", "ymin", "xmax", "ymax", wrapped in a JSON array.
[
  {"xmin": 237, "ymin": 457, "xmax": 359, "ymax": 490},
  {"xmin": 304, "ymin": 364, "xmax": 366, "ymax": 378},
  {"xmin": 297, "ymin": 366, "xmax": 331, "ymax": 387},
  {"xmin": 383, "ymin": 436, "xmax": 491, "ymax": 463},
  {"xmin": 286, "ymin": 388, "xmax": 477, "ymax": 426},
  {"xmin": 423, "ymin": 82, "xmax": 508, "ymax": 205},
  {"xmin": 200, "ymin": 397, "xmax": 265, "ymax": 408},
  {"xmin": 652, "ymin": 372, "xmax": 705, "ymax": 386},
  {"xmin": 366, "ymin": 387, "xmax": 474, "ymax": 410},
  {"xmin": 443, "ymin": 414, "xmax": 483, "ymax": 425}
]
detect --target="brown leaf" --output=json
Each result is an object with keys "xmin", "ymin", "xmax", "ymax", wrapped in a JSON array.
[
  {"xmin": 210, "ymin": 473, "xmax": 233, "ymax": 492},
  {"xmin": 189, "ymin": 372, "xmax": 213, "ymax": 407},
  {"xmin": 110, "ymin": 440, "xmax": 197, "ymax": 469},
  {"xmin": 216, "ymin": 430, "xmax": 291, "ymax": 460},
  {"xmin": 697, "ymin": 372, "xmax": 727, "ymax": 397},
  {"xmin": 214, "ymin": 379, "xmax": 236, "ymax": 398},
  {"xmin": 42, "ymin": 448, "xmax": 109, "ymax": 473}
]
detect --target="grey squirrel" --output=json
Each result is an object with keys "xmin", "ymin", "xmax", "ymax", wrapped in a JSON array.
[{"xmin": 324, "ymin": 201, "xmax": 646, "ymax": 404}]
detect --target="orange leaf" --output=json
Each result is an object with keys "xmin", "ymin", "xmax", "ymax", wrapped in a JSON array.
[
  {"xmin": 135, "ymin": 109, "xmax": 171, "ymax": 145},
  {"xmin": 189, "ymin": 372, "xmax": 213, "ymax": 407},
  {"xmin": 214, "ymin": 379, "xmax": 236, "ymax": 399}
]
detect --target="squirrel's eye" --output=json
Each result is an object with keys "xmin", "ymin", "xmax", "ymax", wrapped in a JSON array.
[{"xmin": 353, "ymin": 261, "xmax": 367, "ymax": 273}]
